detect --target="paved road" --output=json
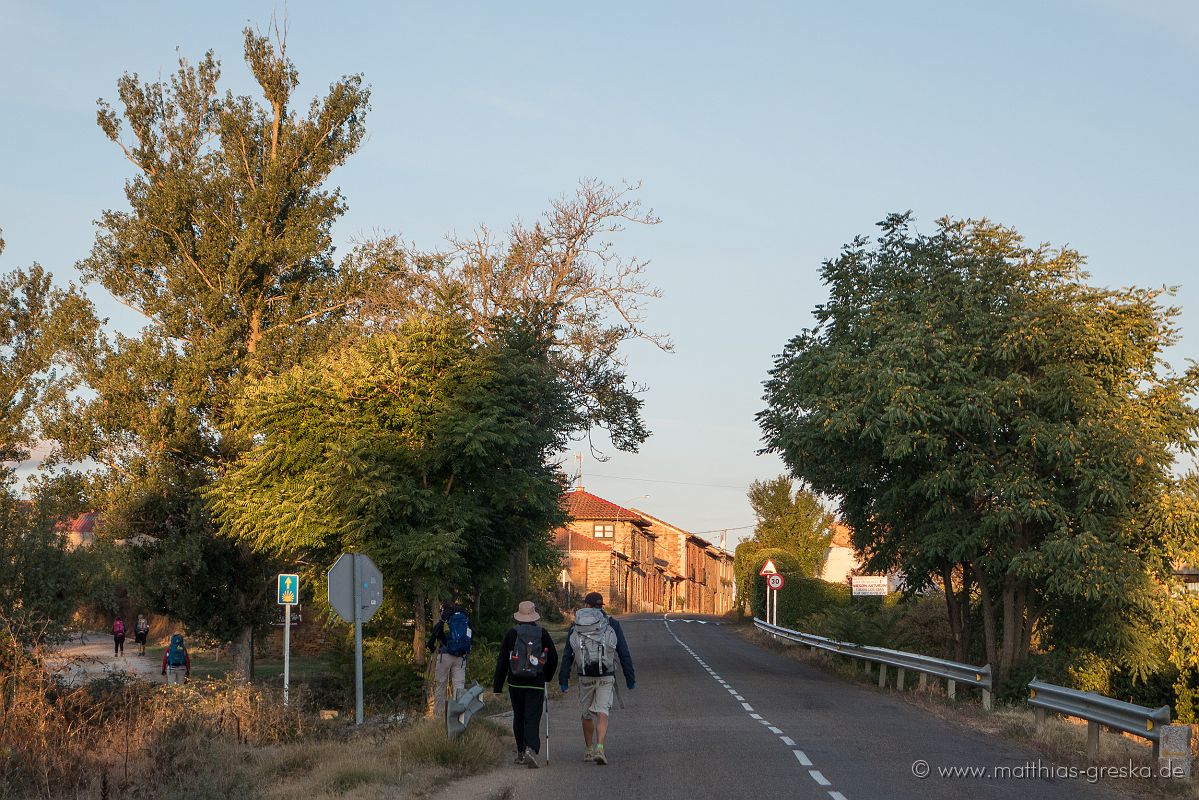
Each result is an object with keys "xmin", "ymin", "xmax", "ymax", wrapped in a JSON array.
[{"xmin": 441, "ymin": 614, "xmax": 1125, "ymax": 800}]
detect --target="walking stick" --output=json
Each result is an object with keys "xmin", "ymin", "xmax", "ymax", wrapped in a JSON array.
[{"xmin": 545, "ymin": 690, "xmax": 551, "ymax": 765}]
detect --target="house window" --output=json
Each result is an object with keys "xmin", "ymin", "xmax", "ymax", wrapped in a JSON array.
[{"xmin": 593, "ymin": 524, "xmax": 614, "ymax": 539}]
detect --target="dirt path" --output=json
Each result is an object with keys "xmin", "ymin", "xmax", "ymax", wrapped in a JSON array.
[{"xmin": 45, "ymin": 632, "xmax": 163, "ymax": 685}]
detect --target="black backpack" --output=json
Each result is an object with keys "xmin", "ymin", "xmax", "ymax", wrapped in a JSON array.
[{"xmin": 509, "ymin": 623, "xmax": 548, "ymax": 680}]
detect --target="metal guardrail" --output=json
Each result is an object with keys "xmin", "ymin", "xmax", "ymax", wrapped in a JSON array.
[
  {"xmin": 754, "ymin": 617, "xmax": 993, "ymax": 708},
  {"xmin": 1027, "ymin": 678, "xmax": 1172, "ymax": 759}
]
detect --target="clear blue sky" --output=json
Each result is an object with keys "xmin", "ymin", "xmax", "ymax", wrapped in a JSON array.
[{"xmin": 2, "ymin": 1, "xmax": 1196, "ymax": 546}]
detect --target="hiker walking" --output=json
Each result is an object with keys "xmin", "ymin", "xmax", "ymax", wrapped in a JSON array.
[
  {"xmin": 112, "ymin": 616, "xmax": 125, "ymax": 657},
  {"xmin": 558, "ymin": 592, "xmax": 635, "ymax": 766},
  {"xmin": 493, "ymin": 601, "xmax": 558, "ymax": 769},
  {"xmin": 134, "ymin": 614, "xmax": 150, "ymax": 656},
  {"xmin": 161, "ymin": 633, "xmax": 190, "ymax": 685},
  {"xmin": 426, "ymin": 600, "xmax": 473, "ymax": 720}
]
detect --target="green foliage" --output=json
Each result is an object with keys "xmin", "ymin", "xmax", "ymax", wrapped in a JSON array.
[
  {"xmin": 745, "ymin": 476, "xmax": 833, "ymax": 578},
  {"xmin": 210, "ymin": 315, "xmax": 578, "ymax": 631},
  {"xmin": 55, "ymin": 28, "xmax": 375, "ymax": 668},
  {"xmin": 759, "ymin": 213, "xmax": 1199, "ymax": 686}
]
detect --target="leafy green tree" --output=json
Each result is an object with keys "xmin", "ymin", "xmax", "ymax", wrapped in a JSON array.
[
  {"xmin": 759, "ymin": 213, "xmax": 1199, "ymax": 687},
  {"xmin": 732, "ymin": 477, "xmax": 833, "ymax": 611},
  {"xmin": 56, "ymin": 29, "xmax": 371, "ymax": 675},
  {"xmin": 1, "ymin": 236, "xmax": 95, "ymax": 465},
  {"xmin": 354, "ymin": 181, "xmax": 669, "ymax": 596},
  {"xmin": 1, "ymin": 234, "xmax": 96, "ymax": 637},
  {"xmin": 209, "ymin": 314, "xmax": 580, "ymax": 661},
  {"xmin": 747, "ymin": 477, "xmax": 833, "ymax": 574}
]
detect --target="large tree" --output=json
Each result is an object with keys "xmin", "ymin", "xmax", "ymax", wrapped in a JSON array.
[
  {"xmin": 759, "ymin": 213, "xmax": 1199, "ymax": 686},
  {"xmin": 0, "ymin": 233, "xmax": 96, "ymax": 636},
  {"xmin": 58, "ymin": 28, "xmax": 371, "ymax": 675},
  {"xmin": 352, "ymin": 180, "xmax": 669, "ymax": 596},
  {"xmin": 209, "ymin": 314, "xmax": 580, "ymax": 661}
]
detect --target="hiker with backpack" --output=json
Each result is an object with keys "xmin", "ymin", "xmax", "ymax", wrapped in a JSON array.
[
  {"xmin": 112, "ymin": 616, "xmax": 125, "ymax": 657},
  {"xmin": 134, "ymin": 614, "xmax": 150, "ymax": 656},
  {"xmin": 492, "ymin": 601, "xmax": 559, "ymax": 769},
  {"xmin": 558, "ymin": 592, "xmax": 635, "ymax": 766},
  {"xmin": 426, "ymin": 600, "xmax": 473, "ymax": 720},
  {"xmin": 161, "ymin": 633, "xmax": 190, "ymax": 685}
]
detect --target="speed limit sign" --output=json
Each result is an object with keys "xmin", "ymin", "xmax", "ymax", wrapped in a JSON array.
[{"xmin": 767, "ymin": 574, "xmax": 784, "ymax": 590}]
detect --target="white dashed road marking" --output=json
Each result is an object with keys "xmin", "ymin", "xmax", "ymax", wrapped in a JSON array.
[{"xmin": 664, "ymin": 618, "xmax": 849, "ymax": 799}]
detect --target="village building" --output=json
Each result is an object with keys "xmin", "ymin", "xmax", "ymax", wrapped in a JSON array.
[{"xmin": 556, "ymin": 487, "xmax": 735, "ymax": 614}]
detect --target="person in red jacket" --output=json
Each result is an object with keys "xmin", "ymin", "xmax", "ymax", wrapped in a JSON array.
[{"xmin": 161, "ymin": 633, "xmax": 191, "ymax": 684}]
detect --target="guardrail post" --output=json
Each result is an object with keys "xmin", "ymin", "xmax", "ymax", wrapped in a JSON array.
[
  {"xmin": 878, "ymin": 664, "xmax": 887, "ymax": 689},
  {"xmin": 1087, "ymin": 721, "xmax": 1100, "ymax": 761},
  {"xmin": 897, "ymin": 668, "xmax": 906, "ymax": 691},
  {"xmin": 981, "ymin": 689, "xmax": 992, "ymax": 710},
  {"xmin": 1034, "ymin": 706, "xmax": 1046, "ymax": 734},
  {"xmin": 918, "ymin": 673, "xmax": 927, "ymax": 692},
  {"xmin": 947, "ymin": 678, "xmax": 956, "ymax": 701}
]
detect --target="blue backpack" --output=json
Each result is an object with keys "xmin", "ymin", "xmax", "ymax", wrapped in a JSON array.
[
  {"xmin": 167, "ymin": 634, "xmax": 187, "ymax": 666},
  {"xmin": 444, "ymin": 611, "xmax": 472, "ymax": 656}
]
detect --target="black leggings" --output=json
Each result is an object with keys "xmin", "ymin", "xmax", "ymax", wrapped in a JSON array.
[{"xmin": 508, "ymin": 686, "xmax": 545, "ymax": 754}]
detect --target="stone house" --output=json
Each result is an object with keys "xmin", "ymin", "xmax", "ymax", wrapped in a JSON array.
[
  {"xmin": 558, "ymin": 488, "xmax": 670, "ymax": 612},
  {"xmin": 555, "ymin": 487, "xmax": 734, "ymax": 614},
  {"xmin": 632, "ymin": 508, "xmax": 735, "ymax": 614}
]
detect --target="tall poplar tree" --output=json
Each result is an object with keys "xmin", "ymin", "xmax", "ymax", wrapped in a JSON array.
[{"xmin": 63, "ymin": 28, "xmax": 370, "ymax": 675}]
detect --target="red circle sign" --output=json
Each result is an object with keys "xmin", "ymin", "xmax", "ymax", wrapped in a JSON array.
[{"xmin": 767, "ymin": 574, "xmax": 784, "ymax": 590}]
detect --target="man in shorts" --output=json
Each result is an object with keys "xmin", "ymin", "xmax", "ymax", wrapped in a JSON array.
[{"xmin": 558, "ymin": 592, "xmax": 635, "ymax": 765}]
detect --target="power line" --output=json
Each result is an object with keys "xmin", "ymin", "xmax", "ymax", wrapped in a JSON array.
[
  {"xmin": 690, "ymin": 524, "xmax": 756, "ymax": 535},
  {"xmin": 585, "ymin": 471, "xmax": 748, "ymax": 491}
]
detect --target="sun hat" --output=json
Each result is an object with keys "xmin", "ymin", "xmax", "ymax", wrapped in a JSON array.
[{"xmin": 513, "ymin": 600, "xmax": 540, "ymax": 623}]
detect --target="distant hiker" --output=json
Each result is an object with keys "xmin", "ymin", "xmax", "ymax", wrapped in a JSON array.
[
  {"xmin": 112, "ymin": 616, "xmax": 125, "ymax": 657},
  {"xmin": 493, "ymin": 601, "xmax": 558, "ymax": 768},
  {"xmin": 134, "ymin": 614, "xmax": 150, "ymax": 656},
  {"xmin": 161, "ymin": 633, "xmax": 190, "ymax": 685},
  {"xmin": 558, "ymin": 592, "xmax": 635, "ymax": 766},
  {"xmin": 426, "ymin": 600, "xmax": 473, "ymax": 719}
]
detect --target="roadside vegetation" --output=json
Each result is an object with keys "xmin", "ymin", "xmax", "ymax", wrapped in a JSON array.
[{"xmin": 750, "ymin": 215, "xmax": 1199, "ymax": 719}]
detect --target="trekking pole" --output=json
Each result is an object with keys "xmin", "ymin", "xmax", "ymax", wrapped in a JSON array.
[{"xmin": 545, "ymin": 689, "xmax": 550, "ymax": 765}]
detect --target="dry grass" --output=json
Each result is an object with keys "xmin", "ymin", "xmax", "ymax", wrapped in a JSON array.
[
  {"xmin": 739, "ymin": 626, "xmax": 1198, "ymax": 798},
  {"xmin": 1, "ymin": 627, "xmax": 508, "ymax": 800}
]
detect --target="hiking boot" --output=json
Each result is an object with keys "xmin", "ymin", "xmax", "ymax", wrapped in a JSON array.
[
  {"xmin": 583, "ymin": 747, "xmax": 595, "ymax": 762},
  {"xmin": 513, "ymin": 751, "xmax": 526, "ymax": 765},
  {"xmin": 593, "ymin": 746, "xmax": 608, "ymax": 766},
  {"xmin": 525, "ymin": 754, "xmax": 540, "ymax": 769}
]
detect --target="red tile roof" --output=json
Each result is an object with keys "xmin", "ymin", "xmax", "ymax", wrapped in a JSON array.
[
  {"xmin": 829, "ymin": 522, "xmax": 853, "ymax": 548},
  {"xmin": 562, "ymin": 488, "xmax": 647, "ymax": 524},
  {"xmin": 554, "ymin": 527, "xmax": 614, "ymax": 553}
]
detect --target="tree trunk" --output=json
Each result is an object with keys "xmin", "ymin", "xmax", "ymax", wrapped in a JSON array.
[
  {"xmin": 941, "ymin": 562, "xmax": 975, "ymax": 663},
  {"xmin": 509, "ymin": 542, "xmax": 529, "ymax": 602},
  {"xmin": 229, "ymin": 624, "xmax": 255, "ymax": 679},
  {"xmin": 413, "ymin": 586, "xmax": 427, "ymax": 667},
  {"xmin": 973, "ymin": 563, "xmax": 998, "ymax": 671}
]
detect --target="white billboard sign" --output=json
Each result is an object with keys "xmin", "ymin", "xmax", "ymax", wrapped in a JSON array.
[{"xmin": 851, "ymin": 575, "xmax": 889, "ymax": 596}]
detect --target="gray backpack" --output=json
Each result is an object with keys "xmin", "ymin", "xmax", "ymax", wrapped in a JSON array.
[{"xmin": 570, "ymin": 607, "xmax": 618, "ymax": 677}]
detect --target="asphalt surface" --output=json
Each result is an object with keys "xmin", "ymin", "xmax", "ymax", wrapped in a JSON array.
[{"xmin": 438, "ymin": 614, "xmax": 1128, "ymax": 800}]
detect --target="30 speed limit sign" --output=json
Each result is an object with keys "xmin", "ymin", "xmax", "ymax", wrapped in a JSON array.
[{"xmin": 767, "ymin": 574, "xmax": 784, "ymax": 590}]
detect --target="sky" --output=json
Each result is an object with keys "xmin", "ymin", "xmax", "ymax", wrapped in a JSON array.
[{"xmin": 2, "ymin": 1, "xmax": 1197, "ymax": 547}]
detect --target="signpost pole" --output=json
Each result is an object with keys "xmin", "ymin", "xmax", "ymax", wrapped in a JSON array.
[
  {"xmin": 772, "ymin": 586, "xmax": 778, "ymax": 626},
  {"xmin": 353, "ymin": 554, "xmax": 364, "ymax": 725},
  {"xmin": 283, "ymin": 602, "xmax": 291, "ymax": 707}
]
